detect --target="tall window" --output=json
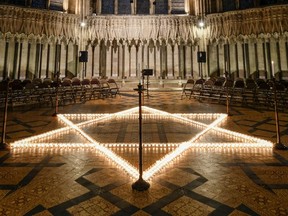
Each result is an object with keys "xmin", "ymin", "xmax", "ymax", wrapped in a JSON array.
[
  {"xmin": 239, "ymin": 0, "xmax": 254, "ymax": 9},
  {"xmin": 50, "ymin": 0, "xmax": 63, "ymax": 11},
  {"xmin": 102, "ymin": 0, "xmax": 114, "ymax": 14},
  {"xmin": 31, "ymin": 0, "xmax": 46, "ymax": 9},
  {"xmin": 155, "ymin": 0, "xmax": 168, "ymax": 14},
  {"xmin": 137, "ymin": 0, "xmax": 149, "ymax": 14},
  {"xmin": 222, "ymin": 0, "xmax": 236, "ymax": 11},
  {"xmin": 260, "ymin": 0, "xmax": 277, "ymax": 6},
  {"xmin": 118, "ymin": 0, "xmax": 131, "ymax": 15},
  {"xmin": 0, "ymin": 0, "xmax": 26, "ymax": 6},
  {"xmin": 171, "ymin": 0, "xmax": 185, "ymax": 14}
]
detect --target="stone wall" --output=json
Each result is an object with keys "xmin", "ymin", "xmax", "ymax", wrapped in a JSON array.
[{"xmin": 0, "ymin": 4, "xmax": 287, "ymax": 80}]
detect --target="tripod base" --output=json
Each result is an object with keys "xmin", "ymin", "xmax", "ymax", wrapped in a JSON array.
[
  {"xmin": 132, "ymin": 178, "xmax": 150, "ymax": 191},
  {"xmin": 274, "ymin": 142, "xmax": 288, "ymax": 150},
  {"xmin": 0, "ymin": 142, "xmax": 9, "ymax": 150}
]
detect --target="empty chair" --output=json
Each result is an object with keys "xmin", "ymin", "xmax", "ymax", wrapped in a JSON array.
[
  {"xmin": 81, "ymin": 78, "xmax": 93, "ymax": 101},
  {"xmin": 100, "ymin": 79, "xmax": 111, "ymax": 98},
  {"xmin": 231, "ymin": 79, "xmax": 245, "ymax": 104},
  {"xmin": 255, "ymin": 78, "xmax": 266, "ymax": 87},
  {"xmin": 90, "ymin": 77, "xmax": 102, "ymax": 99},
  {"xmin": 107, "ymin": 79, "xmax": 120, "ymax": 97},
  {"xmin": 71, "ymin": 77, "xmax": 84, "ymax": 102},
  {"xmin": 219, "ymin": 78, "xmax": 234, "ymax": 103},
  {"xmin": 21, "ymin": 79, "xmax": 32, "ymax": 87},
  {"xmin": 190, "ymin": 79, "xmax": 204, "ymax": 99},
  {"xmin": 0, "ymin": 81, "xmax": 9, "ymax": 108},
  {"xmin": 210, "ymin": 79, "xmax": 224, "ymax": 102},
  {"xmin": 199, "ymin": 79, "xmax": 214, "ymax": 100},
  {"xmin": 32, "ymin": 78, "xmax": 42, "ymax": 87},
  {"xmin": 242, "ymin": 80, "xmax": 257, "ymax": 105},
  {"xmin": 60, "ymin": 78, "xmax": 75, "ymax": 104},
  {"xmin": 37, "ymin": 82, "xmax": 53, "ymax": 106},
  {"xmin": 245, "ymin": 78, "xmax": 255, "ymax": 85},
  {"xmin": 234, "ymin": 78, "xmax": 245, "ymax": 88},
  {"xmin": 43, "ymin": 78, "xmax": 53, "ymax": 87},
  {"xmin": 181, "ymin": 79, "xmax": 194, "ymax": 99},
  {"xmin": 10, "ymin": 80, "xmax": 25, "ymax": 107},
  {"xmin": 255, "ymin": 82, "xmax": 272, "ymax": 108}
]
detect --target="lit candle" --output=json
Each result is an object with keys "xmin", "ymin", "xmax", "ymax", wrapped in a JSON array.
[{"xmin": 271, "ymin": 61, "xmax": 275, "ymax": 77}]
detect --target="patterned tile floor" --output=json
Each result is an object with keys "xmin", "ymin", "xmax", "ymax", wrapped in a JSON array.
[{"xmin": 0, "ymin": 89, "xmax": 288, "ymax": 216}]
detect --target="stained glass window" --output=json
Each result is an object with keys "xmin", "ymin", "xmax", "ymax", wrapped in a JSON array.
[
  {"xmin": 137, "ymin": 0, "xmax": 149, "ymax": 14},
  {"xmin": 118, "ymin": 0, "xmax": 131, "ymax": 15},
  {"xmin": 50, "ymin": 0, "xmax": 63, "ymax": 11},
  {"xmin": 171, "ymin": 0, "xmax": 185, "ymax": 14},
  {"xmin": 155, "ymin": 0, "xmax": 168, "ymax": 14},
  {"xmin": 102, "ymin": 0, "xmax": 114, "ymax": 14}
]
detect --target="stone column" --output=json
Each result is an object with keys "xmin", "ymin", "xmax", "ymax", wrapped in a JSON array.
[
  {"xmin": 256, "ymin": 39, "xmax": 266, "ymax": 73},
  {"xmin": 66, "ymin": 42, "xmax": 75, "ymax": 77},
  {"xmin": 20, "ymin": 39, "xmax": 28, "ymax": 80},
  {"xmin": 155, "ymin": 43, "xmax": 161, "ymax": 78},
  {"xmin": 192, "ymin": 46, "xmax": 199, "ymax": 78},
  {"xmin": 173, "ymin": 43, "xmax": 180, "ymax": 78},
  {"xmin": 148, "ymin": 43, "xmax": 155, "ymax": 73},
  {"xmin": 229, "ymin": 42, "xmax": 237, "ymax": 79},
  {"xmin": 131, "ymin": 44, "xmax": 137, "ymax": 77},
  {"xmin": 0, "ymin": 39, "xmax": 5, "ymax": 79},
  {"xmin": 185, "ymin": 44, "xmax": 192, "ymax": 78},
  {"xmin": 34, "ymin": 42, "xmax": 41, "ymax": 79},
  {"xmin": 50, "ymin": 42, "xmax": 57, "ymax": 78},
  {"xmin": 263, "ymin": 39, "xmax": 271, "ymax": 78},
  {"xmin": 179, "ymin": 44, "xmax": 185, "ymax": 78},
  {"xmin": 124, "ymin": 43, "xmax": 129, "ymax": 77},
  {"xmin": 118, "ymin": 43, "xmax": 124, "ymax": 78},
  {"xmin": 236, "ymin": 41, "xmax": 244, "ymax": 78},
  {"xmin": 94, "ymin": 43, "xmax": 100, "ymax": 77},
  {"xmin": 40, "ymin": 42, "xmax": 47, "ymax": 78},
  {"xmin": 270, "ymin": 38, "xmax": 278, "ymax": 77},
  {"xmin": 137, "ymin": 43, "xmax": 143, "ymax": 76},
  {"xmin": 162, "ymin": 45, "xmax": 168, "ymax": 78},
  {"xmin": 97, "ymin": 0, "xmax": 101, "ymax": 14},
  {"xmin": 248, "ymin": 40, "xmax": 257, "ymax": 77},
  {"xmin": 279, "ymin": 37, "xmax": 288, "ymax": 71},
  {"xmin": 207, "ymin": 44, "xmax": 216, "ymax": 77},
  {"xmin": 142, "ymin": 42, "xmax": 148, "ymax": 69},
  {"xmin": 28, "ymin": 40, "xmax": 37, "ymax": 79},
  {"xmin": 218, "ymin": 43, "xmax": 225, "ymax": 77},
  {"xmin": 112, "ymin": 44, "xmax": 119, "ymax": 77},
  {"xmin": 170, "ymin": 43, "xmax": 176, "ymax": 77},
  {"xmin": 106, "ymin": 42, "xmax": 112, "ymax": 77},
  {"xmin": 12, "ymin": 40, "xmax": 22, "ymax": 79},
  {"xmin": 60, "ymin": 42, "xmax": 67, "ymax": 77},
  {"xmin": 86, "ymin": 44, "xmax": 93, "ymax": 78},
  {"xmin": 7, "ymin": 38, "xmax": 16, "ymax": 79}
]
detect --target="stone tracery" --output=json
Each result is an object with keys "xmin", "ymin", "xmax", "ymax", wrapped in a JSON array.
[{"xmin": 0, "ymin": 2, "xmax": 288, "ymax": 80}]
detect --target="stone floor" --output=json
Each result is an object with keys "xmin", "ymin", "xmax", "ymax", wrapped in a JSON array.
[{"xmin": 0, "ymin": 89, "xmax": 288, "ymax": 216}]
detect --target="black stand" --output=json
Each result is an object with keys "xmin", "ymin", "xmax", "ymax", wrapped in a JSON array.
[
  {"xmin": 272, "ymin": 78, "xmax": 287, "ymax": 150},
  {"xmin": 0, "ymin": 79, "xmax": 10, "ymax": 150},
  {"xmin": 52, "ymin": 72, "xmax": 60, "ymax": 117},
  {"xmin": 132, "ymin": 83, "xmax": 150, "ymax": 191},
  {"xmin": 225, "ymin": 77, "xmax": 232, "ymax": 116},
  {"xmin": 142, "ymin": 74, "xmax": 150, "ymax": 98},
  {"xmin": 200, "ymin": 62, "xmax": 203, "ymax": 79},
  {"xmin": 82, "ymin": 62, "xmax": 87, "ymax": 79}
]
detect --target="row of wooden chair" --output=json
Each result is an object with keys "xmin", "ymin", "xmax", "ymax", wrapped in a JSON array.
[
  {"xmin": 0, "ymin": 77, "xmax": 120, "ymax": 108},
  {"xmin": 181, "ymin": 77, "xmax": 288, "ymax": 110}
]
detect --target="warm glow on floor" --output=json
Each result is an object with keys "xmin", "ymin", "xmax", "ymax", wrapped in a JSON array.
[{"xmin": 10, "ymin": 106, "xmax": 273, "ymax": 181}]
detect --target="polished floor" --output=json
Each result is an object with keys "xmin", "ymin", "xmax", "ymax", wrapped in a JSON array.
[{"xmin": 0, "ymin": 87, "xmax": 288, "ymax": 216}]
